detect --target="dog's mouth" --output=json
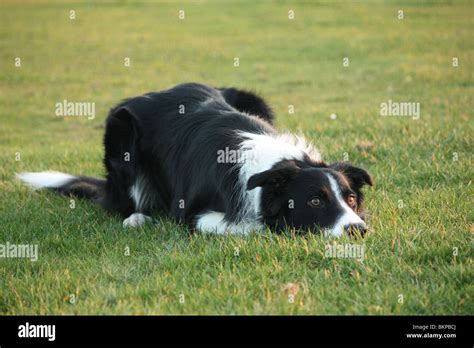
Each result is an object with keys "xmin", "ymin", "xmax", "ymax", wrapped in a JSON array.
[{"xmin": 281, "ymin": 222, "xmax": 368, "ymax": 238}]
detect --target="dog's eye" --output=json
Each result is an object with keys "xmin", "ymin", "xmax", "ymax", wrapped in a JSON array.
[
  {"xmin": 347, "ymin": 194, "xmax": 356, "ymax": 206},
  {"xmin": 307, "ymin": 197, "xmax": 321, "ymax": 208}
]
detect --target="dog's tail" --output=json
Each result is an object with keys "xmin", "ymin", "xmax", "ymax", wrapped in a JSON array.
[
  {"xmin": 219, "ymin": 87, "xmax": 274, "ymax": 125},
  {"xmin": 17, "ymin": 171, "xmax": 106, "ymax": 204}
]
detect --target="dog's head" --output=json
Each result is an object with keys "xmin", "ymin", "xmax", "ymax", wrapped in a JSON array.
[{"xmin": 247, "ymin": 160, "xmax": 373, "ymax": 237}]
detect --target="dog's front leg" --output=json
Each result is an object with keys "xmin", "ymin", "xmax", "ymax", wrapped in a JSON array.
[{"xmin": 195, "ymin": 211, "xmax": 262, "ymax": 235}]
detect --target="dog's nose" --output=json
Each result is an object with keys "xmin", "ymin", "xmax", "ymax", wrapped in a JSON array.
[{"xmin": 344, "ymin": 223, "xmax": 367, "ymax": 237}]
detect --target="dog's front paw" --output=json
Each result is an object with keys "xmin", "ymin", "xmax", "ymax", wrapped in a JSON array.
[{"xmin": 123, "ymin": 213, "xmax": 152, "ymax": 228}]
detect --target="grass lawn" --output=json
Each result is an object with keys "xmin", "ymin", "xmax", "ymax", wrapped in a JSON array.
[{"xmin": 0, "ymin": 0, "xmax": 472, "ymax": 315}]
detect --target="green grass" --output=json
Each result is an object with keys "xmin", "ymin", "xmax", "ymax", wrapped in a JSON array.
[{"xmin": 0, "ymin": 0, "xmax": 472, "ymax": 315}]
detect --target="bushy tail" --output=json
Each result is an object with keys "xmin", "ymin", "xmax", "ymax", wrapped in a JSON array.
[
  {"xmin": 17, "ymin": 171, "xmax": 106, "ymax": 204},
  {"xmin": 219, "ymin": 87, "xmax": 274, "ymax": 124}
]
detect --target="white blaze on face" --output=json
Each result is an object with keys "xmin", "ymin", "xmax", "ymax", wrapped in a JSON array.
[{"xmin": 325, "ymin": 173, "xmax": 366, "ymax": 237}]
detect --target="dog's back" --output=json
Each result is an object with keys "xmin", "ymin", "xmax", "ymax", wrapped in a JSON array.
[{"xmin": 102, "ymin": 83, "xmax": 274, "ymax": 222}]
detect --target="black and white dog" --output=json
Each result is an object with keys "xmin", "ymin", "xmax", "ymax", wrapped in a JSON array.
[{"xmin": 18, "ymin": 83, "xmax": 372, "ymax": 237}]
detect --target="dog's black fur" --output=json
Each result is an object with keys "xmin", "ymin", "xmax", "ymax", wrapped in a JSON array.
[
  {"xmin": 20, "ymin": 83, "xmax": 372, "ymax": 235},
  {"xmin": 101, "ymin": 84, "xmax": 275, "ymax": 223}
]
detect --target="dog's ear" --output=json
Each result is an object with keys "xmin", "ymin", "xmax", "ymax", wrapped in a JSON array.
[
  {"xmin": 247, "ymin": 165, "xmax": 299, "ymax": 216},
  {"xmin": 329, "ymin": 162, "xmax": 373, "ymax": 190},
  {"xmin": 247, "ymin": 166, "xmax": 298, "ymax": 191}
]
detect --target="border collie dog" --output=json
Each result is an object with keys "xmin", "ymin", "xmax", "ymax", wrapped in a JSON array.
[{"xmin": 18, "ymin": 83, "xmax": 372, "ymax": 237}]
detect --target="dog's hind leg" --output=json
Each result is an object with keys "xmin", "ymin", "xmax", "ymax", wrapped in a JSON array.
[
  {"xmin": 123, "ymin": 173, "xmax": 155, "ymax": 227},
  {"xmin": 102, "ymin": 106, "xmax": 152, "ymax": 228},
  {"xmin": 123, "ymin": 213, "xmax": 152, "ymax": 228}
]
